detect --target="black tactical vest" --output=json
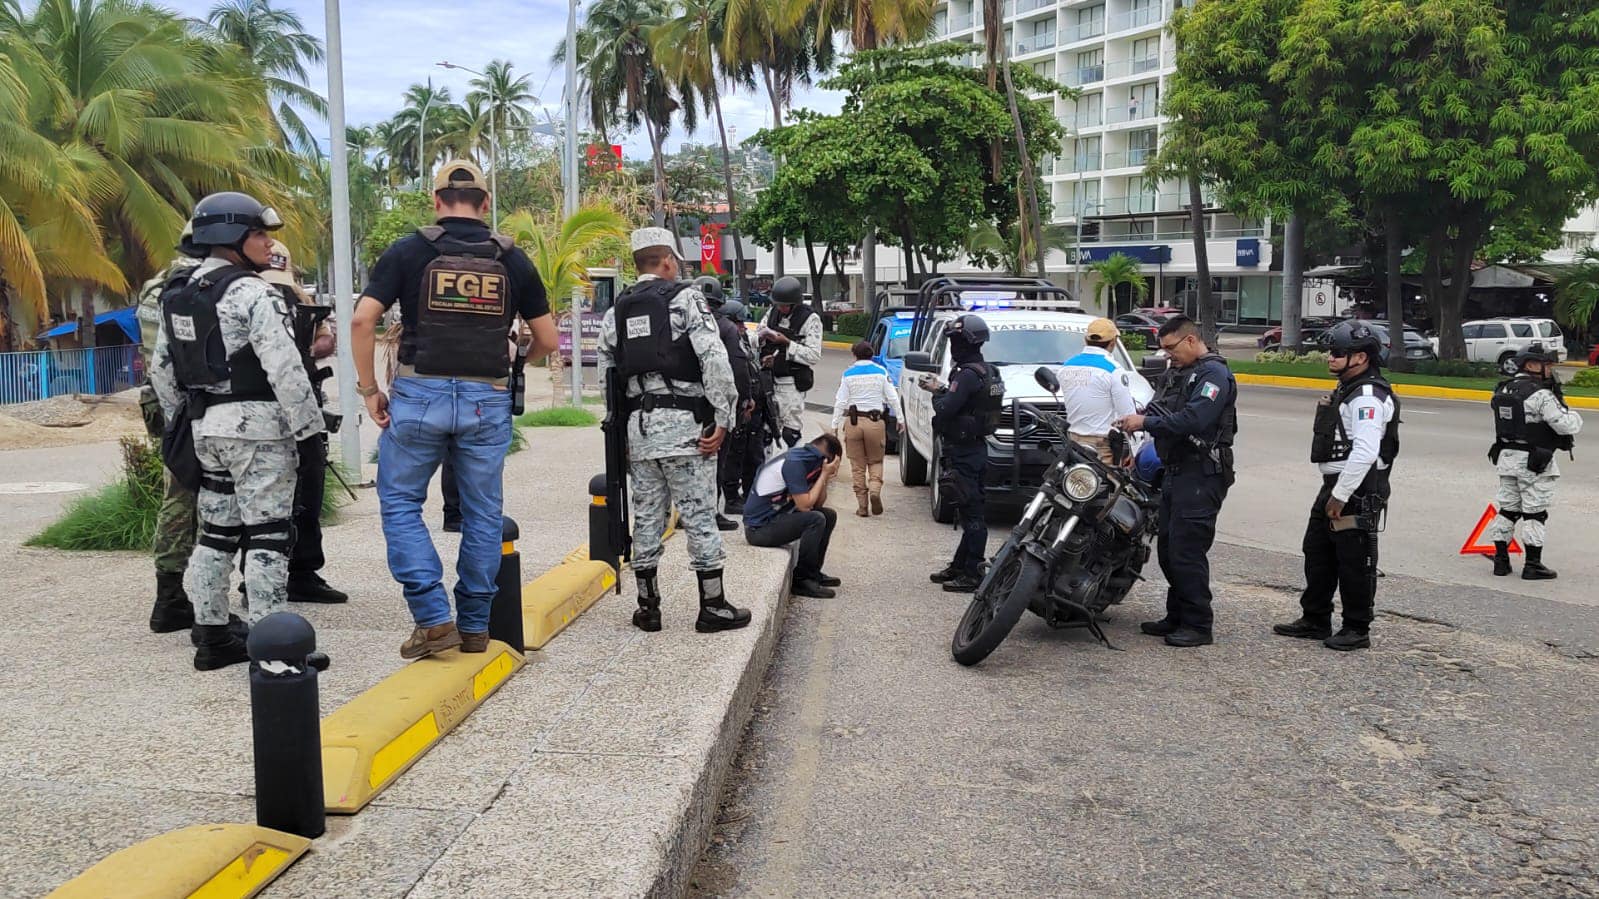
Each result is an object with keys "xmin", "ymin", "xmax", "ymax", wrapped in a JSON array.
[
  {"xmin": 410, "ymin": 225, "xmax": 516, "ymax": 380},
  {"xmin": 1156, "ymin": 354, "xmax": 1238, "ymax": 474},
  {"xmin": 160, "ymin": 265, "xmax": 274, "ymax": 400},
  {"xmin": 762, "ymin": 305, "xmax": 816, "ymax": 391},
  {"xmin": 614, "ymin": 279, "xmax": 702, "ymax": 384},
  {"xmin": 1491, "ymin": 376, "xmax": 1563, "ymax": 452},
  {"xmin": 1310, "ymin": 372, "xmax": 1401, "ymax": 465},
  {"xmin": 943, "ymin": 361, "xmax": 1005, "ymax": 444}
]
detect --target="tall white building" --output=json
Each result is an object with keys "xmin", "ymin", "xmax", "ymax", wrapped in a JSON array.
[{"xmin": 931, "ymin": 0, "xmax": 1285, "ymax": 324}]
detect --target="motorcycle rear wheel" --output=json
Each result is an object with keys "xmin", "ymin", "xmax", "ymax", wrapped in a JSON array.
[{"xmin": 950, "ymin": 551, "xmax": 1043, "ymax": 667}]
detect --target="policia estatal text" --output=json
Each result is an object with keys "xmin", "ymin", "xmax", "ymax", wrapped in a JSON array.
[
  {"xmin": 148, "ymin": 193, "xmax": 325, "ymax": 670},
  {"xmin": 1273, "ymin": 323, "xmax": 1399, "ymax": 652}
]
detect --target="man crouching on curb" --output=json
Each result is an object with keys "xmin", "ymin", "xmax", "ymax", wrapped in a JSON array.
[{"xmin": 743, "ymin": 433, "xmax": 843, "ymax": 598}]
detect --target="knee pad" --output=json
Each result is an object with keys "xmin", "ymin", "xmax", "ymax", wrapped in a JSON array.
[
  {"xmin": 198, "ymin": 522, "xmax": 243, "ymax": 553},
  {"xmin": 1521, "ymin": 510, "xmax": 1548, "ymax": 524},
  {"xmin": 243, "ymin": 518, "xmax": 296, "ymax": 555},
  {"xmin": 199, "ymin": 470, "xmax": 235, "ymax": 495},
  {"xmin": 781, "ymin": 428, "xmax": 801, "ymax": 448},
  {"xmin": 1498, "ymin": 510, "xmax": 1523, "ymax": 522}
]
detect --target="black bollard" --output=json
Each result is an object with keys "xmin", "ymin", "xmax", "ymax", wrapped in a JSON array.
[
  {"xmin": 247, "ymin": 612, "xmax": 328, "ymax": 838},
  {"xmin": 588, "ymin": 473, "xmax": 619, "ymax": 591},
  {"xmin": 490, "ymin": 515, "xmax": 524, "ymax": 649}
]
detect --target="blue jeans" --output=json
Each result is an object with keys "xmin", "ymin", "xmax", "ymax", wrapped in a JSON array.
[{"xmin": 378, "ymin": 377, "xmax": 512, "ymax": 633}]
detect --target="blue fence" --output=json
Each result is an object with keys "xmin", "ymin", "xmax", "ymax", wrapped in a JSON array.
[{"xmin": 0, "ymin": 344, "xmax": 143, "ymax": 406}]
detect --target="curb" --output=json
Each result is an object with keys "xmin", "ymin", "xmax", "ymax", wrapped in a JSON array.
[
  {"xmin": 823, "ymin": 338, "xmax": 855, "ymax": 350},
  {"xmin": 1234, "ymin": 373, "xmax": 1599, "ymax": 410}
]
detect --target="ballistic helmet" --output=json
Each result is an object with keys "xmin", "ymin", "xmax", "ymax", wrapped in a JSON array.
[
  {"xmin": 721, "ymin": 299, "xmax": 748, "ymax": 324},
  {"xmin": 1135, "ymin": 441, "xmax": 1163, "ymax": 483},
  {"xmin": 693, "ymin": 275, "xmax": 725, "ymax": 305},
  {"xmin": 948, "ymin": 313, "xmax": 990, "ymax": 346},
  {"xmin": 1324, "ymin": 320, "xmax": 1384, "ymax": 364},
  {"xmin": 771, "ymin": 276, "xmax": 804, "ymax": 306},
  {"xmin": 189, "ymin": 192, "xmax": 281, "ymax": 250},
  {"xmin": 1087, "ymin": 317, "xmax": 1120, "ymax": 346},
  {"xmin": 1515, "ymin": 342, "xmax": 1558, "ymax": 371},
  {"xmin": 176, "ymin": 221, "xmax": 205, "ymax": 259}
]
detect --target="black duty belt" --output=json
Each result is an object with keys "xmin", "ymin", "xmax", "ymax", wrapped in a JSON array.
[
  {"xmin": 627, "ymin": 393, "xmax": 713, "ymax": 419},
  {"xmin": 847, "ymin": 406, "xmax": 882, "ymax": 425}
]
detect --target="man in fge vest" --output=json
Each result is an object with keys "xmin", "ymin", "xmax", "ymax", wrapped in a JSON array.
[
  {"xmin": 148, "ymin": 192, "xmax": 324, "ymax": 670},
  {"xmin": 758, "ymin": 276, "xmax": 824, "ymax": 448},
  {"xmin": 598, "ymin": 228, "xmax": 747, "ymax": 633},
  {"xmin": 352, "ymin": 160, "xmax": 558, "ymax": 660}
]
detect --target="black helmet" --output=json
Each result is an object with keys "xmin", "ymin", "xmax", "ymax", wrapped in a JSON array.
[
  {"xmin": 771, "ymin": 276, "xmax": 804, "ymax": 306},
  {"xmin": 176, "ymin": 221, "xmax": 205, "ymax": 259},
  {"xmin": 1515, "ymin": 342, "xmax": 1558, "ymax": 371},
  {"xmin": 1324, "ymin": 320, "xmax": 1383, "ymax": 363},
  {"xmin": 947, "ymin": 313, "xmax": 990, "ymax": 346},
  {"xmin": 692, "ymin": 275, "xmax": 724, "ymax": 305},
  {"xmin": 721, "ymin": 299, "xmax": 748, "ymax": 324},
  {"xmin": 189, "ymin": 191, "xmax": 282, "ymax": 250}
]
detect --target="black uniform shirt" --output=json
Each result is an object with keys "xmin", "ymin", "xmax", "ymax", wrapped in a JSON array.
[
  {"xmin": 933, "ymin": 361, "xmax": 989, "ymax": 444},
  {"xmin": 1145, "ymin": 356, "xmax": 1235, "ymax": 462},
  {"xmin": 361, "ymin": 217, "xmax": 549, "ymax": 364},
  {"xmin": 716, "ymin": 313, "xmax": 753, "ymax": 403}
]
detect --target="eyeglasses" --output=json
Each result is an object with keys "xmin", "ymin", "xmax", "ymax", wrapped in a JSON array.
[{"xmin": 1158, "ymin": 335, "xmax": 1190, "ymax": 353}]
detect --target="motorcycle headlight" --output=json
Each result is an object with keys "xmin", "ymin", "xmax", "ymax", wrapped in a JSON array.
[{"xmin": 1063, "ymin": 464, "xmax": 1100, "ymax": 502}]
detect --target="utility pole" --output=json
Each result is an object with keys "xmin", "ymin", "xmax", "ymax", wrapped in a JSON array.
[
  {"xmin": 323, "ymin": 0, "xmax": 361, "ymax": 473},
  {"xmin": 565, "ymin": 0, "xmax": 582, "ymax": 407}
]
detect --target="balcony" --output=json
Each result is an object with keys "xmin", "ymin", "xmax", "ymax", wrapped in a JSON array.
[
  {"xmin": 1061, "ymin": 111, "xmax": 1105, "ymax": 130},
  {"xmin": 1009, "ymin": 0, "xmax": 1055, "ymax": 16},
  {"xmin": 1100, "ymin": 193, "xmax": 1161, "ymax": 215},
  {"xmin": 1015, "ymin": 32, "xmax": 1057, "ymax": 55},
  {"xmin": 1064, "ymin": 63, "xmax": 1105, "ymax": 87},
  {"xmin": 1103, "ymin": 103, "xmax": 1161, "ymax": 126},
  {"xmin": 1064, "ymin": 20, "xmax": 1106, "ymax": 43},
  {"xmin": 1054, "ymin": 154, "xmax": 1103, "ymax": 175},
  {"xmin": 946, "ymin": 12, "xmax": 973, "ymax": 32},
  {"xmin": 1102, "ymin": 147, "xmax": 1155, "ymax": 169},
  {"xmin": 1107, "ymin": 2, "xmax": 1171, "ymax": 35}
]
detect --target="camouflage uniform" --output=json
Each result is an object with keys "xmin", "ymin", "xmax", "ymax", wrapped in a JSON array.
[
  {"xmin": 138, "ymin": 259, "xmax": 202, "ymax": 576},
  {"xmin": 149, "ymin": 258, "xmax": 324, "ymax": 626},
  {"xmin": 1483, "ymin": 381, "xmax": 1583, "ymax": 549},
  {"xmin": 597, "ymin": 276, "xmax": 738, "ymax": 572},
  {"xmin": 760, "ymin": 305, "xmax": 824, "ymax": 440}
]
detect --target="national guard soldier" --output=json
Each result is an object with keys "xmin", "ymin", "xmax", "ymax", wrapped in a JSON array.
[
  {"xmin": 695, "ymin": 275, "xmax": 755, "ymax": 529},
  {"xmin": 1274, "ymin": 322, "xmax": 1399, "ymax": 651},
  {"xmin": 1481, "ymin": 345, "xmax": 1583, "ymax": 579},
  {"xmin": 599, "ymin": 228, "xmax": 747, "ymax": 633},
  {"xmin": 352, "ymin": 160, "xmax": 557, "ymax": 660},
  {"xmin": 1118, "ymin": 316, "xmax": 1237, "ymax": 648},
  {"xmin": 148, "ymin": 192, "xmax": 324, "ymax": 670},
  {"xmin": 922, "ymin": 314, "xmax": 1005, "ymax": 594},
  {"xmin": 1058, "ymin": 317, "xmax": 1138, "ymax": 464},
  {"xmin": 757, "ymin": 276, "xmax": 824, "ymax": 448}
]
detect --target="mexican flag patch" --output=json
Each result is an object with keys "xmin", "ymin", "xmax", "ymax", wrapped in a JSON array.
[
  {"xmin": 1199, "ymin": 382, "xmax": 1220, "ymax": 400},
  {"xmin": 1358, "ymin": 407, "xmax": 1377, "ymax": 420}
]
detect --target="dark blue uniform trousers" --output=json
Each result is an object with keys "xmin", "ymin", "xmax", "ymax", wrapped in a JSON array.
[
  {"xmin": 945, "ymin": 443, "xmax": 989, "ymax": 575},
  {"xmin": 1157, "ymin": 466, "xmax": 1228, "ymax": 633}
]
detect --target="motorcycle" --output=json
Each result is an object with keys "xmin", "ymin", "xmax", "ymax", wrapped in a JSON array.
[{"xmin": 950, "ymin": 365, "xmax": 1164, "ymax": 666}]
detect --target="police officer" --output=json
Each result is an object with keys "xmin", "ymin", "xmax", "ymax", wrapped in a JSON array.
[
  {"xmin": 924, "ymin": 314, "xmax": 1005, "ymax": 593},
  {"xmin": 260, "ymin": 241, "xmax": 347, "ymax": 604},
  {"xmin": 720, "ymin": 299, "xmax": 767, "ymax": 502},
  {"xmin": 1482, "ymin": 345, "xmax": 1583, "ymax": 579},
  {"xmin": 148, "ymin": 192, "xmax": 324, "ymax": 671},
  {"xmin": 758, "ymin": 276, "xmax": 824, "ymax": 447},
  {"xmin": 1117, "ymin": 316, "xmax": 1236, "ymax": 647},
  {"xmin": 830, "ymin": 340, "xmax": 901, "ymax": 516},
  {"xmin": 1273, "ymin": 322, "xmax": 1398, "ymax": 651},
  {"xmin": 696, "ymin": 275, "xmax": 755, "ymax": 530},
  {"xmin": 599, "ymin": 228, "xmax": 746, "ymax": 633},
  {"xmin": 353, "ymin": 160, "xmax": 559, "ymax": 660},
  {"xmin": 1058, "ymin": 318, "xmax": 1138, "ymax": 464}
]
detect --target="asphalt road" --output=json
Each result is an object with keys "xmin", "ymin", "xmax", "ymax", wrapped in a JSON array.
[{"xmin": 690, "ymin": 349, "xmax": 1599, "ymax": 896}]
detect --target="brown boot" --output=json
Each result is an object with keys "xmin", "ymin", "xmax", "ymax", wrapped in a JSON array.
[
  {"xmin": 459, "ymin": 631, "xmax": 490, "ymax": 653},
  {"xmin": 856, "ymin": 494, "xmax": 869, "ymax": 517},
  {"xmin": 870, "ymin": 492, "xmax": 884, "ymax": 515},
  {"xmin": 400, "ymin": 622, "xmax": 461, "ymax": 660}
]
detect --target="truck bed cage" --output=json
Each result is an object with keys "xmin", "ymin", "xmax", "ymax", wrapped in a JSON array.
[{"xmin": 907, "ymin": 277, "xmax": 1083, "ymax": 353}]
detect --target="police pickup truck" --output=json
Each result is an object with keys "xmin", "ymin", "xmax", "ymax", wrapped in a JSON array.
[{"xmin": 899, "ymin": 300, "xmax": 1154, "ymax": 522}]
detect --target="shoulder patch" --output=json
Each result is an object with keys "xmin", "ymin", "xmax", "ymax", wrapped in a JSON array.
[
  {"xmin": 1357, "ymin": 406, "xmax": 1377, "ymax": 420},
  {"xmin": 1198, "ymin": 381, "xmax": 1220, "ymax": 401}
]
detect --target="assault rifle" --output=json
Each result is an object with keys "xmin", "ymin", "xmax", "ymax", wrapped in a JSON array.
[
  {"xmin": 756, "ymin": 367, "xmax": 783, "ymax": 450},
  {"xmin": 599, "ymin": 367, "xmax": 632, "ymax": 572}
]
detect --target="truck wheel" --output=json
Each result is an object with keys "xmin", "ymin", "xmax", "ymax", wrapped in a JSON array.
[
  {"xmin": 900, "ymin": 430, "xmax": 928, "ymax": 486},
  {"xmin": 929, "ymin": 439, "xmax": 955, "ymax": 523},
  {"xmin": 1498, "ymin": 352, "xmax": 1519, "ymax": 376}
]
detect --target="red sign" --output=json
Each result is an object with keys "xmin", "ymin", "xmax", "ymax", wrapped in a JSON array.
[
  {"xmin": 1459, "ymin": 504, "xmax": 1522, "ymax": 556},
  {"xmin": 700, "ymin": 223, "xmax": 725, "ymax": 274},
  {"xmin": 585, "ymin": 144, "xmax": 623, "ymax": 171}
]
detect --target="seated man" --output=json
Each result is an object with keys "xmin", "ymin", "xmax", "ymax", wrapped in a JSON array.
[{"xmin": 743, "ymin": 433, "xmax": 844, "ymax": 598}]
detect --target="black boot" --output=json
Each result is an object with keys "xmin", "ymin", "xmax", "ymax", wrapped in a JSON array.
[
  {"xmin": 1272, "ymin": 616, "xmax": 1332, "ymax": 640},
  {"xmin": 192, "ymin": 623, "xmax": 250, "ymax": 670},
  {"xmin": 929, "ymin": 565, "xmax": 961, "ymax": 584},
  {"xmin": 632, "ymin": 568, "xmax": 662, "ymax": 632},
  {"xmin": 695, "ymin": 569, "xmax": 751, "ymax": 633},
  {"xmin": 1323, "ymin": 626, "xmax": 1371, "ymax": 651},
  {"xmin": 715, "ymin": 513, "xmax": 739, "ymax": 532},
  {"xmin": 149, "ymin": 572, "xmax": 194, "ymax": 633},
  {"xmin": 1522, "ymin": 545, "xmax": 1557, "ymax": 580},
  {"xmin": 1491, "ymin": 542, "xmax": 1512, "ymax": 577},
  {"xmin": 191, "ymin": 614, "xmax": 249, "ymax": 647},
  {"xmin": 288, "ymin": 572, "xmax": 350, "ymax": 603},
  {"xmin": 723, "ymin": 496, "xmax": 743, "ymax": 516}
]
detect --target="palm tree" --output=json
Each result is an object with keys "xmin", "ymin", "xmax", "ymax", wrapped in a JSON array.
[
  {"xmin": 966, "ymin": 220, "xmax": 1073, "ymax": 276},
  {"xmin": 1089, "ymin": 252, "xmax": 1149, "ymax": 316},
  {"xmin": 654, "ymin": 0, "xmax": 750, "ymax": 293},
  {"xmin": 1555, "ymin": 249, "xmax": 1599, "ymax": 346},
  {"xmin": 810, "ymin": 0, "xmax": 934, "ymax": 53},
  {"xmin": 467, "ymin": 59, "xmax": 538, "ymax": 153},
  {"xmin": 204, "ymin": 0, "xmax": 327, "ymax": 156},
  {"xmin": 387, "ymin": 81, "xmax": 463, "ymax": 184}
]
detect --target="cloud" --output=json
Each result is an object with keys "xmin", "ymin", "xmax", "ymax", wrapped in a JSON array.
[{"xmin": 167, "ymin": 0, "xmax": 847, "ymax": 158}]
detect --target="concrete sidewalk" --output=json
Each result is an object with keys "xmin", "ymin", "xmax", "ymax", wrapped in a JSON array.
[{"xmin": 0, "ymin": 423, "xmax": 793, "ymax": 898}]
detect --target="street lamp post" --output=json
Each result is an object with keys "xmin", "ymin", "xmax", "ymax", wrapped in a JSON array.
[
  {"xmin": 437, "ymin": 61, "xmax": 499, "ymax": 232},
  {"xmin": 1072, "ymin": 200, "xmax": 1104, "ymax": 307},
  {"xmin": 564, "ymin": 0, "xmax": 581, "ymax": 407},
  {"xmin": 418, "ymin": 93, "xmax": 439, "ymax": 187},
  {"xmin": 322, "ymin": 0, "xmax": 361, "ymax": 473}
]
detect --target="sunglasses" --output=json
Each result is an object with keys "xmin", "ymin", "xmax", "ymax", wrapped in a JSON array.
[{"xmin": 1328, "ymin": 350, "xmax": 1350, "ymax": 358}]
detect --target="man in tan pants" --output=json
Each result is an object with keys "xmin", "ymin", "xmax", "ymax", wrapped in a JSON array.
[{"xmin": 831, "ymin": 341, "xmax": 902, "ymax": 516}]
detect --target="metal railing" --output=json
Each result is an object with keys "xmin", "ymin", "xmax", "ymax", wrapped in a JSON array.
[
  {"xmin": 1102, "ymin": 147, "xmax": 1155, "ymax": 168},
  {"xmin": 1061, "ymin": 110, "xmax": 1105, "ymax": 129},
  {"xmin": 1010, "ymin": 0, "xmax": 1055, "ymax": 16},
  {"xmin": 0, "ymin": 344, "xmax": 143, "ymax": 406},
  {"xmin": 1055, "ymin": 154, "xmax": 1103, "ymax": 175},
  {"xmin": 1015, "ymin": 32, "xmax": 1057, "ymax": 54},
  {"xmin": 1104, "ymin": 103, "xmax": 1161, "ymax": 125},
  {"xmin": 948, "ymin": 12, "xmax": 973, "ymax": 31},
  {"xmin": 1065, "ymin": 20, "xmax": 1106, "ymax": 42},
  {"xmin": 1107, "ymin": 2, "xmax": 1170, "ymax": 34},
  {"xmin": 1065, "ymin": 64, "xmax": 1105, "ymax": 87}
]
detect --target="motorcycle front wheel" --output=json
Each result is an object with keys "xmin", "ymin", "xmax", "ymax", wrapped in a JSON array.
[{"xmin": 950, "ymin": 550, "xmax": 1044, "ymax": 667}]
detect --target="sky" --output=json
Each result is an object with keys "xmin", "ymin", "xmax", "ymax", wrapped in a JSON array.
[{"xmin": 162, "ymin": 0, "xmax": 845, "ymax": 160}]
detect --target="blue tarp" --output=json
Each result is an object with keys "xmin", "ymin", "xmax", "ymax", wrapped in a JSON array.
[{"xmin": 36, "ymin": 307, "xmax": 140, "ymax": 343}]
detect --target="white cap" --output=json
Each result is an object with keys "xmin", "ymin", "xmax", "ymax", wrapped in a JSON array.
[{"xmin": 630, "ymin": 226, "xmax": 683, "ymax": 260}]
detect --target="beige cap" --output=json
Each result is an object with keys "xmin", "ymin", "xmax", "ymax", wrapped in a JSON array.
[
  {"xmin": 1087, "ymin": 317, "xmax": 1120, "ymax": 345},
  {"xmin": 433, "ymin": 159, "xmax": 489, "ymax": 193},
  {"xmin": 261, "ymin": 240, "xmax": 296, "ymax": 287},
  {"xmin": 630, "ymin": 226, "xmax": 684, "ymax": 261}
]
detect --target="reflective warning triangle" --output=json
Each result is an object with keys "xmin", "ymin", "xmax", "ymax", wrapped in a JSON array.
[{"xmin": 1459, "ymin": 504, "xmax": 1523, "ymax": 556}]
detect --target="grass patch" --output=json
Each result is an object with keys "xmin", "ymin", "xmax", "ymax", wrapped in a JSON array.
[
  {"xmin": 1228, "ymin": 360, "xmax": 1599, "ymax": 397},
  {"xmin": 27, "ymin": 437, "xmax": 163, "ymax": 551},
  {"xmin": 515, "ymin": 406, "xmax": 599, "ymax": 427}
]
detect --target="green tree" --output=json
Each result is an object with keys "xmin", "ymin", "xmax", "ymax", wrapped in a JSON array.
[
  {"xmin": 965, "ymin": 219, "xmax": 1074, "ymax": 277},
  {"xmin": 1088, "ymin": 252, "xmax": 1149, "ymax": 315},
  {"xmin": 1555, "ymin": 249, "xmax": 1599, "ymax": 344},
  {"xmin": 386, "ymin": 81, "xmax": 465, "ymax": 184},
  {"xmin": 361, "ymin": 190, "xmax": 433, "ymax": 269},
  {"xmin": 204, "ymin": 0, "xmax": 327, "ymax": 156}
]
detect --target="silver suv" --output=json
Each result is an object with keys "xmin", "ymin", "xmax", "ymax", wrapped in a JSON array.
[{"xmin": 1432, "ymin": 318, "xmax": 1567, "ymax": 374}]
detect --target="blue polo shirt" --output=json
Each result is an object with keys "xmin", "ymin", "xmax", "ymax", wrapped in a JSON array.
[{"xmin": 743, "ymin": 445, "xmax": 827, "ymax": 528}]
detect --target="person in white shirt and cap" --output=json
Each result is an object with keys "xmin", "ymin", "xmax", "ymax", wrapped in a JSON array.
[
  {"xmin": 597, "ymin": 227, "xmax": 746, "ymax": 634},
  {"xmin": 1057, "ymin": 318, "xmax": 1139, "ymax": 464},
  {"xmin": 830, "ymin": 340, "xmax": 902, "ymax": 516}
]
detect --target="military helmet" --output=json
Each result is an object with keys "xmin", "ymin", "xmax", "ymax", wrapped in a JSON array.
[
  {"xmin": 1324, "ymin": 320, "xmax": 1384, "ymax": 363},
  {"xmin": 721, "ymin": 299, "xmax": 748, "ymax": 324},
  {"xmin": 771, "ymin": 276, "xmax": 804, "ymax": 306},
  {"xmin": 693, "ymin": 275, "xmax": 724, "ymax": 305},
  {"xmin": 189, "ymin": 192, "xmax": 282, "ymax": 249},
  {"xmin": 948, "ymin": 313, "xmax": 990, "ymax": 346},
  {"xmin": 1514, "ymin": 342, "xmax": 1558, "ymax": 370},
  {"xmin": 176, "ymin": 221, "xmax": 205, "ymax": 259}
]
